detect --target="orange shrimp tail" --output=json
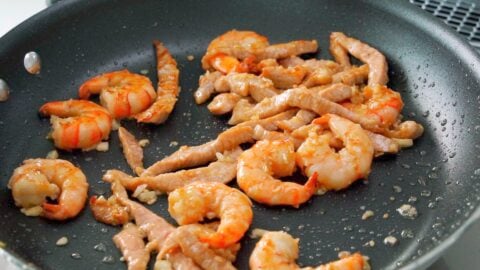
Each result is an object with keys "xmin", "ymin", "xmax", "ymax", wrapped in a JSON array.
[{"xmin": 305, "ymin": 172, "xmax": 318, "ymax": 194}]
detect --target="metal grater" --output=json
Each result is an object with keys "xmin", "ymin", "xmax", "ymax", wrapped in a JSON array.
[{"xmin": 410, "ymin": 0, "xmax": 480, "ymax": 52}]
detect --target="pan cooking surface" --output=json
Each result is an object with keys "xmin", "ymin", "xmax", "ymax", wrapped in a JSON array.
[{"xmin": 1, "ymin": 1, "xmax": 480, "ymax": 269}]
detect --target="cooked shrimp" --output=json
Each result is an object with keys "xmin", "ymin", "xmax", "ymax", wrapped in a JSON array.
[
  {"xmin": 118, "ymin": 127, "xmax": 144, "ymax": 175},
  {"xmin": 342, "ymin": 84, "xmax": 403, "ymax": 130},
  {"xmin": 168, "ymin": 182, "xmax": 253, "ymax": 248},
  {"xmin": 194, "ymin": 71, "xmax": 223, "ymax": 104},
  {"xmin": 142, "ymin": 125, "xmax": 253, "ymax": 176},
  {"xmin": 330, "ymin": 32, "xmax": 388, "ymax": 86},
  {"xmin": 159, "ymin": 225, "xmax": 236, "ymax": 270},
  {"xmin": 78, "ymin": 70, "xmax": 156, "ymax": 119},
  {"xmin": 104, "ymin": 148, "xmax": 242, "ymax": 193},
  {"xmin": 296, "ymin": 114, "xmax": 374, "ymax": 190},
  {"xmin": 89, "ymin": 195, "xmax": 129, "ymax": 226},
  {"xmin": 113, "ymin": 223, "xmax": 150, "ymax": 270},
  {"xmin": 8, "ymin": 159, "xmax": 88, "ymax": 220},
  {"xmin": 134, "ymin": 41, "xmax": 180, "ymax": 124},
  {"xmin": 250, "ymin": 231, "xmax": 370, "ymax": 270},
  {"xmin": 202, "ymin": 30, "xmax": 269, "ymax": 72},
  {"xmin": 237, "ymin": 140, "xmax": 317, "ymax": 207},
  {"xmin": 208, "ymin": 93, "xmax": 242, "ymax": 115},
  {"xmin": 111, "ymin": 181, "xmax": 200, "ymax": 269},
  {"xmin": 229, "ymin": 84, "xmax": 353, "ymax": 125},
  {"xmin": 39, "ymin": 99, "xmax": 112, "ymax": 150},
  {"xmin": 261, "ymin": 40, "xmax": 318, "ymax": 59},
  {"xmin": 260, "ymin": 65, "xmax": 308, "ymax": 89},
  {"xmin": 214, "ymin": 73, "xmax": 278, "ymax": 102}
]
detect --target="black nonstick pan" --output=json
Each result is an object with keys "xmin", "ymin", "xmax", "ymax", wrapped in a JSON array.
[{"xmin": 1, "ymin": 0, "xmax": 480, "ymax": 269}]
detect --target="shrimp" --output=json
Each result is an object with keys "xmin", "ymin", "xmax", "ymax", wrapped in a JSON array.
[
  {"xmin": 104, "ymin": 148, "xmax": 242, "ymax": 193},
  {"xmin": 238, "ymin": 140, "xmax": 317, "ymax": 207},
  {"xmin": 111, "ymin": 181, "xmax": 201, "ymax": 270},
  {"xmin": 208, "ymin": 93, "xmax": 242, "ymax": 115},
  {"xmin": 330, "ymin": 32, "xmax": 388, "ymax": 86},
  {"xmin": 168, "ymin": 182, "xmax": 253, "ymax": 248},
  {"xmin": 250, "ymin": 231, "xmax": 370, "ymax": 270},
  {"xmin": 296, "ymin": 114, "xmax": 374, "ymax": 190},
  {"xmin": 89, "ymin": 195, "xmax": 130, "ymax": 226},
  {"xmin": 78, "ymin": 70, "xmax": 156, "ymax": 119},
  {"xmin": 8, "ymin": 159, "xmax": 88, "ymax": 220},
  {"xmin": 134, "ymin": 41, "xmax": 180, "ymax": 124},
  {"xmin": 39, "ymin": 99, "xmax": 112, "ymax": 150},
  {"xmin": 159, "ymin": 225, "xmax": 237, "ymax": 270},
  {"xmin": 194, "ymin": 71, "xmax": 223, "ymax": 104},
  {"xmin": 342, "ymin": 84, "xmax": 403, "ymax": 130},
  {"xmin": 203, "ymin": 30, "xmax": 318, "ymax": 73},
  {"xmin": 202, "ymin": 30, "xmax": 269, "ymax": 72},
  {"xmin": 113, "ymin": 223, "xmax": 150, "ymax": 270},
  {"xmin": 118, "ymin": 127, "xmax": 144, "ymax": 175},
  {"xmin": 214, "ymin": 73, "xmax": 278, "ymax": 102}
]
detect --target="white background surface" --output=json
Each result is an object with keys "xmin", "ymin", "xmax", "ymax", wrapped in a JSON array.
[{"xmin": 1, "ymin": 1, "xmax": 479, "ymax": 270}]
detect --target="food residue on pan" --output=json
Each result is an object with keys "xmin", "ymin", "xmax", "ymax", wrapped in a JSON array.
[
  {"xmin": 56, "ymin": 236, "xmax": 68, "ymax": 246},
  {"xmin": 6, "ymin": 29, "xmax": 428, "ymax": 269},
  {"xmin": 383, "ymin": 236, "xmax": 398, "ymax": 246},
  {"xmin": 397, "ymin": 204, "xmax": 418, "ymax": 219}
]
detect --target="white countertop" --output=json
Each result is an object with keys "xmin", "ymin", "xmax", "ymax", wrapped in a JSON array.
[{"xmin": 1, "ymin": 1, "xmax": 479, "ymax": 270}]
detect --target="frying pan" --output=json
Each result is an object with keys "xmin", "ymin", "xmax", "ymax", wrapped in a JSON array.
[{"xmin": 1, "ymin": 0, "xmax": 480, "ymax": 269}]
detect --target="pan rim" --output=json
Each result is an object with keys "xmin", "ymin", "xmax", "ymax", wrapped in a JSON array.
[{"xmin": 1, "ymin": 0, "xmax": 479, "ymax": 269}]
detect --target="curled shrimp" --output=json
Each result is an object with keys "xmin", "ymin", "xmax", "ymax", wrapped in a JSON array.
[
  {"xmin": 330, "ymin": 32, "xmax": 388, "ymax": 86},
  {"xmin": 168, "ymin": 182, "xmax": 253, "ymax": 248},
  {"xmin": 8, "ymin": 159, "xmax": 88, "ymax": 220},
  {"xmin": 202, "ymin": 30, "xmax": 269, "ymax": 72},
  {"xmin": 250, "ymin": 230, "xmax": 370, "ymax": 270},
  {"xmin": 78, "ymin": 70, "xmax": 156, "ymax": 119},
  {"xmin": 296, "ymin": 114, "xmax": 374, "ymax": 191},
  {"xmin": 134, "ymin": 41, "xmax": 180, "ymax": 124},
  {"xmin": 202, "ymin": 30, "xmax": 318, "ymax": 73},
  {"xmin": 39, "ymin": 99, "xmax": 112, "ymax": 150},
  {"xmin": 342, "ymin": 84, "xmax": 404, "ymax": 130},
  {"xmin": 237, "ymin": 140, "xmax": 317, "ymax": 207}
]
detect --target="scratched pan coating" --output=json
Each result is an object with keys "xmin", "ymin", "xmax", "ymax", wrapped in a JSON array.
[{"xmin": 1, "ymin": 0, "xmax": 480, "ymax": 269}]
